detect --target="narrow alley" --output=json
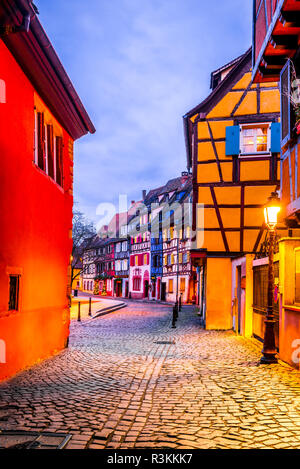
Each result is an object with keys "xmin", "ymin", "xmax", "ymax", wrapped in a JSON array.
[{"xmin": 1, "ymin": 303, "xmax": 300, "ymax": 449}]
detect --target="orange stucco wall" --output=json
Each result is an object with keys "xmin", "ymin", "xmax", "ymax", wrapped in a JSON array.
[
  {"xmin": 0, "ymin": 41, "xmax": 73, "ymax": 381},
  {"xmin": 206, "ymin": 258, "xmax": 232, "ymax": 330},
  {"xmin": 189, "ymin": 58, "xmax": 281, "ymax": 334}
]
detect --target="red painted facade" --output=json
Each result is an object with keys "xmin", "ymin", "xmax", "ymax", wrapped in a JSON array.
[{"xmin": 0, "ymin": 2, "xmax": 94, "ymax": 381}]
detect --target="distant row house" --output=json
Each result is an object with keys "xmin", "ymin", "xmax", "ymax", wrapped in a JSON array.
[{"xmin": 80, "ymin": 173, "xmax": 194, "ymax": 304}]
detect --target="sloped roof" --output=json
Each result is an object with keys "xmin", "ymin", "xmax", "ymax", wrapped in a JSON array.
[
  {"xmin": 0, "ymin": 0, "xmax": 95, "ymax": 140},
  {"xmin": 183, "ymin": 48, "xmax": 252, "ymax": 168}
]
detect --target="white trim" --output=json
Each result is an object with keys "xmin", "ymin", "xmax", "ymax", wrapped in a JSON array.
[{"xmin": 253, "ymin": 257, "xmax": 269, "ymax": 267}]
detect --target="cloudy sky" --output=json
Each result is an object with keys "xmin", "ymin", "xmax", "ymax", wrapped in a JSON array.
[{"xmin": 37, "ymin": 0, "xmax": 253, "ymax": 224}]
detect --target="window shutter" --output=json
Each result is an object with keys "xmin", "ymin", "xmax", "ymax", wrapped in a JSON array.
[
  {"xmin": 280, "ymin": 60, "xmax": 292, "ymax": 147},
  {"xmin": 55, "ymin": 136, "xmax": 63, "ymax": 186},
  {"xmin": 37, "ymin": 112, "xmax": 45, "ymax": 170},
  {"xmin": 47, "ymin": 125, "xmax": 54, "ymax": 179},
  {"xmin": 270, "ymin": 122, "xmax": 281, "ymax": 153},
  {"xmin": 130, "ymin": 256, "xmax": 134, "ymax": 267},
  {"xmin": 225, "ymin": 125, "xmax": 240, "ymax": 156}
]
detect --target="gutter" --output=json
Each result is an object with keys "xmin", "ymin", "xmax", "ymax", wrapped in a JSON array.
[
  {"xmin": 3, "ymin": 0, "xmax": 95, "ymax": 138},
  {"xmin": 21, "ymin": 0, "xmax": 96, "ymax": 136}
]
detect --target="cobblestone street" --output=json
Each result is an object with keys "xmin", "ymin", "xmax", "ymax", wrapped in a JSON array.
[{"xmin": 1, "ymin": 302, "xmax": 300, "ymax": 449}]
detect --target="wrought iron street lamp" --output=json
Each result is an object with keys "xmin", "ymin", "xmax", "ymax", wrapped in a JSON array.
[{"xmin": 260, "ymin": 192, "xmax": 281, "ymax": 365}]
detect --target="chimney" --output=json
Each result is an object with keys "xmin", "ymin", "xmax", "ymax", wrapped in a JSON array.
[
  {"xmin": 181, "ymin": 171, "xmax": 189, "ymax": 185},
  {"xmin": 142, "ymin": 190, "xmax": 147, "ymax": 200}
]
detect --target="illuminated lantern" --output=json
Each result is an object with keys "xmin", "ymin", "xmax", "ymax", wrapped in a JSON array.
[{"xmin": 264, "ymin": 192, "xmax": 281, "ymax": 230}]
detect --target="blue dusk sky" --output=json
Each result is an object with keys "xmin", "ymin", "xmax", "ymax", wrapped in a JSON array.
[{"xmin": 37, "ymin": 0, "xmax": 253, "ymax": 224}]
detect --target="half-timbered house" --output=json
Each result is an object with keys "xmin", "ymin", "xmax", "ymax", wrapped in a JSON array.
[
  {"xmin": 162, "ymin": 176, "xmax": 193, "ymax": 304},
  {"xmin": 129, "ymin": 214, "xmax": 151, "ymax": 299},
  {"xmin": 114, "ymin": 238, "xmax": 130, "ymax": 297},
  {"xmin": 253, "ymin": 0, "xmax": 300, "ymax": 367},
  {"xmin": 183, "ymin": 48, "xmax": 282, "ymax": 331}
]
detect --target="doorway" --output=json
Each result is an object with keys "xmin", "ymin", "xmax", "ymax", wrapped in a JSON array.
[
  {"xmin": 144, "ymin": 280, "xmax": 149, "ymax": 298},
  {"xmin": 161, "ymin": 282, "xmax": 166, "ymax": 301},
  {"xmin": 236, "ymin": 266, "xmax": 242, "ymax": 334},
  {"xmin": 115, "ymin": 281, "xmax": 122, "ymax": 297}
]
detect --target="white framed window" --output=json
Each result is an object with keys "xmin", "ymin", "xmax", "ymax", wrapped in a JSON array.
[{"xmin": 240, "ymin": 123, "xmax": 271, "ymax": 156}]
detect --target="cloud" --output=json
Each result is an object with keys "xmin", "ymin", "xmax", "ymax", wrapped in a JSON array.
[{"xmin": 37, "ymin": 0, "xmax": 252, "ymax": 222}]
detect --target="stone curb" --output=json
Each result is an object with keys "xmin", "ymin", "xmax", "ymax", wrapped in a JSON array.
[{"xmin": 92, "ymin": 302, "xmax": 127, "ymax": 319}]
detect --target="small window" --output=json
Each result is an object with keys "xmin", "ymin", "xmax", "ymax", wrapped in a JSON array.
[
  {"xmin": 240, "ymin": 123, "xmax": 270, "ymax": 155},
  {"xmin": 133, "ymin": 278, "xmax": 141, "ymax": 291},
  {"xmin": 168, "ymin": 279, "xmax": 173, "ymax": 293},
  {"xmin": 47, "ymin": 124, "xmax": 55, "ymax": 179},
  {"xmin": 8, "ymin": 275, "xmax": 20, "ymax": 311},
  {"xmin": 180, "ymin": 278, "xmax": 186, "ymax": 292}
]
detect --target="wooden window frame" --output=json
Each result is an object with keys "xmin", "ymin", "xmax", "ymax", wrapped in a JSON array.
[
  {"xmin": 34, "ymin": 110, "xmax": 64, "ymax": 188},
  {"xmin": 239, "ymin": 123, "xmax": 271, "ymax": 157}
]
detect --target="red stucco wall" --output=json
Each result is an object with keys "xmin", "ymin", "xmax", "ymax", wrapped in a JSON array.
[{"xmin": 0, "ymin": 41, "xmax": 73, "ymax": 381}]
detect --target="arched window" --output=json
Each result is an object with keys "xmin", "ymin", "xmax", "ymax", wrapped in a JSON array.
[{"xmin": 0, "ymin": 79, "xmax": 6, "ymax": 103}]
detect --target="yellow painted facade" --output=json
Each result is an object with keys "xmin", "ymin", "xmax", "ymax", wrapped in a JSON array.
[{"xmin": 72, "ymin": 268, "xmax": 82, "ymax": 291}]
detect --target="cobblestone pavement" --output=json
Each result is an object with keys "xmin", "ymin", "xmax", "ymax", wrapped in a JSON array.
[{"xmin": 1, "ymin": 302, "xmax": 300, "ymax": 449}]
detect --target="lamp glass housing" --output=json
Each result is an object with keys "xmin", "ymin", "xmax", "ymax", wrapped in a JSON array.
[{"xmin": 264, "ymin": 193, "xmax": 281, "ymax": 229}]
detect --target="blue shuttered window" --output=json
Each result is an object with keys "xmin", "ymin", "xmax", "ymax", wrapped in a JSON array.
[
  {"xmin": 226, "ymin": 125, "xmax": 240, "ymax": 156},
  {"xmin": 270, "ymin": 122, "xmax": 281, "ymax": 153}
]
